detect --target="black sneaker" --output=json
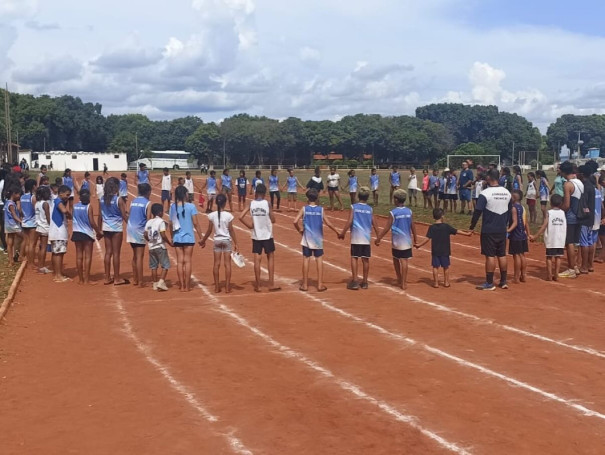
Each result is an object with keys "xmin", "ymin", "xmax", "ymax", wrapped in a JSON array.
[
  {"xmin": 498, "ymin": 282, "xmax": 509, "ymax": 290},
  {"xmin": 360, "ymin": 282, "xmax": 369, "ymax": 290},
  {"xmin": 347, "ymin": 281, "xmax": 360, "ymax": 290}
]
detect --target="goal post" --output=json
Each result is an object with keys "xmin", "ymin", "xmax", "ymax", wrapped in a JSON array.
[{"xmin": 446, "ymin": 155, "xmax": 501, "ymax": 171}]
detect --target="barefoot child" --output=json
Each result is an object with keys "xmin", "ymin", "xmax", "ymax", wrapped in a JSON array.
[
  {"xmin": 375, "ymin": 189, "xmax": 417, "ymax": 290},
  {"xmin": 269, "ymin": 168, "xmax": 281, "ymax": 211},
  {"xmin": 415, "ymin": 208, "xmax": 473, "ymax": 288},
  {"xmin": 369, "ymin": 168, "xmax": 379, "ymax": 206},
  {"xmin": 221, "ymin": 169, "xmax": 234, "ymax": 212},
  {"xmin": 184, "ymin": 171, "xmax": 195, "ymax": 203},
  {"xmin": 529, "ymin": 194, "xmax": 567, "ymax": 281},
  {"xmin": 96, "ymin": 176, "xmax": 104, "ymax": 201},
  {"xmin": 119, "ymin": 173, "xmax": 129, "ymax": 203},
  {"xmin": 239, "ymin": 183, "xmax": 280, "ymax": 292},
  {"xmin": 4, "ymin": 186, "xmax": 23, "ymax": 266},
  {"xmin": 127, "ymin": 183, "xmax": 152, "ymax": 287},
  {"xmin": 283, "ymin": 169, "xmax": 304, "ymax": 212},
  {"xmin": 62, "ymin": 169, "xmax": 75, "ymax": 212},
  {"xmin": 237, "ymin": 170, "xmax": 249, "ymax": 211},
  {"xmin": 201, "ymin": 193, "xmax": 239, "ymax": 293},
  {"xmin": 72, "ymin": 189, "xmax": 103, "ymax": 284},
  {"xmin": 389, "ymin": 166, "xmax": 401, "ymax": 205},
  {"xmin": 507, "ymin": 189, "xmax": 530, "ymax": 283},
  {"xmin": 99, "ymin": 177, "xmax": 129, "ymax": 286},
  {"xmin": 293, "ymin": 189, "xmax": 339, "ymax": 292},
  {"xmin": 49, "ymin": 185, "xmax": 72, "ymax": 282},
  {"xmin": 407, "ymin": 167, "xmax": 418, "ymax": 207},
  {"xmin": 161, "ymin": 168, "xmax": 172, "ymax": 214},
  {"xmin": 203, "ymin": 170, "xmax": 218, "ymax": 213},
  {"xmin": 526, "ymin": 172, "xmax": 538, "ymax": 224},
  {"xmin": 21, "ymin": 179, "xmax": 37, "ymax": 267},
  {"xmin": 339, "ymin": 187, "xmax": 379, "ymax": 290},
  {"xmin": 34, "ymin": 185, "xmax": 51, "ymax": 274},
  {"xmin": 345, "ymin": 170, "xmax": 358, "ymax": 205},
  {"xmin": 145, "ymin": 203, "xmax": 173, "ymax": 291}
]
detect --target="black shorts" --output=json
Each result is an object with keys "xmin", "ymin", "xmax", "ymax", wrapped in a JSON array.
[
  {"xmin": 509, "ymin": 239, "xmax": 529, "ymax": 255},
  {"xmin": 71, "ymin": 232, "xmax": 94, "ymax": 243},
  {"xmin": 445, "ymin": 194, "xmax": 458, "ymax": 201},
  {"xmin": 161, "ymin": 190, "xmax": 171, "ymax": 202},
  {"xmin": 480, "ymin": 233, "xmax": 507, "ymax": 257},
  {"xmin": 103, "ymin": 231, "xmax": 121, "ymax": 238},
  {"xmin": 174, "ymin": 242, "xmax": 195, "ymax": 248},
  {"xmin": 438, "ymin": 192, "xmax": 445, "ymax": 200},
  {"xmin": 600, "ymin": 225, "xmax": 605, "ymax": 236},
  {"xmin": 130, "ymin": 243, "xmax": 146, "ymax": 249},
  {"xmin": 351, "ymin": 244, "xmax": 371, "ymax": 258},
  {"xmin": 565, "ymin": 224, "xmax": 581, "ymax": 245},
  {"xmin": 252, "ymin": 238, "xmax": 275, "ymax": 255},
  {"xmin": 546, "ymin": 248, "xmax": 564, "ymax": 257},
  {"xmin": 328, "ymin": 187, "xmax": 339, "ymax": 193},
  {"xmin": 68, "ymin": 196, "xmax": 74, "ymax": 201},
  {"xmin": 392, "ymin": 248, "xmax": 412, "ymax": 259}
]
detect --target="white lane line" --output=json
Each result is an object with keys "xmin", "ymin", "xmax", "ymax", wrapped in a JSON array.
[
  {"xmin": 229, "ymin": 227, "xmax": 605, "ymax": 422},
  {"xmin": 94, "ymin": 240, "xmax": 253, "ymax": 455}
]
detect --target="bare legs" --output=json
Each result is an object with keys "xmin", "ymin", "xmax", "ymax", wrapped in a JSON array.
[
  {"xmin": 131, "ymin": 246, "xmax": 145, "ymax": 287},
  {"xmin": 175, "ymin": 245, "xmax": 194, "ymax": 292},
  {"xmin": 392, "ymin": 257, "xmax": 408, "ymax": 290},
  {"xmin": 213, "ymin": 251, "xmax": 232, "ymax": 293},
  {"xmin": 104, "ymin": 232, "xmax": 125, "ymax": 285}
]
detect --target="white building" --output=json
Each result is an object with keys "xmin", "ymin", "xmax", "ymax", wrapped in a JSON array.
[{"xmin": 32, "ymin": 151, "xmax": 128, "ymax": 172}]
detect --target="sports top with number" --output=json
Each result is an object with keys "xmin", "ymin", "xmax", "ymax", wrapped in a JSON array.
[
  {"xmin": 269, "ymin": 175, "xmax": 279, "ymax": 192},
  {"xmin": 137, "ymin": 170, "xmax": 149, "ymax": 184},
  {"xmin": 170, "ymin": 202, "xmax": 198, "ymax": 244},
  {"xmin": 101, "ymin": 195, "xmax": 124, "ymax": 232},
  {"xmin": 63, "ymin": 176, "xmax": 74, "ymax": 191},
  {"xmin": 119, "ymin": 179, "xmax": 128, "ymax": 197},
  {"xmin": 544, "ymin": 209, "xmax": 566, "ymax": 249},
  {"xmin": 237, "ymin": 177, "xmax": 248, "ymax": 189},
  {"xmin": 127, "ymin": 197, "xmax": 150, "ymax": 244},
  {"xmin": 20, "ymin": 193, "xmax": 36, "ymax": 228},
  {"xmin": 390, "ymin": 172, "xmax": 401, "ymax": 187},
  {"xmin": 370, "ymin": 174, "xmax": 379, "ymax": 191},
  {"xmin": 390, "ymin": 206, "xmax": 413, "ymax": 251},
  {"xmin": 4, "ymin": 201, "xmax": 21, "ymax": 233},
  {"xmin": 301, "ymin": 205, "xmax": 324, "ymax": 250},
  {"xmin": 145, "ymin": 217, "xmax": 167, "ymax": 250},
  {"xmin": 348, "ymin": 176, "xmax": 358, "ymax": 192},
  {"xmin": 72, "ymin": 202, "xmax": 95, "ymax": 240},
  {"xmin": 351, "ymin": 203, "xmax": 373, "ymax": 245},
  {"xmin": 251, "ymin": 177, "xmax": 264, "ymax": 191},
  {"xmin": 250, "ymin": 199, "xmax": 272, "ymax": 241},
  {"xmin": 207, "ymin": 177, "xmax": 217, "ymax": 194},
  {"xmin": 287, "ymin": 176, "xmax": 298, "ymax": 193},
  {"xmin": 49, "ymin": 200, "xmax": 68, "ymax": 241},
  {"xmin": 221, "ymin": 175, "xmax": 232, "ymax": 190}
]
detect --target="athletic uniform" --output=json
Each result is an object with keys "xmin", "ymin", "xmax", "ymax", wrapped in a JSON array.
[
  {"xmin": 370, "ymin": 174, "xmax": 379, "ymax": 192},
  {"xmin": 251, "ymin": 177, "xmax": 264, "ymax": 192},
  {"xmin": 544, "ymin": 209, "xmax": 566, "ymax": 257},
  {"xmin": 63, "ymin": 176, "xmax": 74, "ymax": 199},
  {"xmin": 96, "ymin": 183, "xmax": 104, "ymax": 200},
  {"xmin": 250, "ymin": 198, "xmax": 274, "ymax": 254},
  {"xmin": 269, "ymin": 175, "xmax": 280, "ymax": 209},
  {"xmin": 4, "ymin": 201, "xmax": 22, "ymax": 234},
  {"xmin": 137, "ymin": 170, "xmax": 149, "ymax": 184},
  {"xmin": 446, "ymin": 174, "xmax": 458, "ymax": 200},
  {"xmin": 459, "ymin": 169, "xmax": 474, "ymax": 201},
  {"xmin": 350, "ymin": 202, "xmax": 373, "ymax": 258},
  {"xmin": 169, "ymin": 202, "xmax": 198, "ymax": 246},
  {"xmin": 509, "ymin": 202, "xmax": 529, "ymax": 255},
  {"xmin": 101, "ymin": 195, "xmax": 124, "ymax": 234},
  {"xmin": 127, "ymin": 196, "xmax": 150, "ymax": 246},
  {"xmin": 429, "ymin": 174, "xmax": 440, "ymax": 196},
  {"xmin": 539, "ymin": 177, "xmax": 550, "ymax": 205},
  {"xmin": 161, "ymin": 175, "xmax": 172, "ymax": 202},
  {"xmin": 526, "ymin": 181, "xmax": 537, "ymax": 209},
  {"xmin": 390, "ymin": 172, "xmax": 401, "ymax": 188},
  {"xmin": 438, "ymin": 176, "xmax": 446, "ymax": 201},
  {"xmin": 20, "ymin": 193, "xmax": 36, "ymax": 230},
  {"xmin": 348, "ymin": 176, "xmax": 358, "ymax": 193},
  {"xmin": 592, "ymin": 189, "xmax": 602, "ymax": 244},
  {"xmin": 579, "ymin": 179, "xmax": 596, "ymax": 248},
  {"xmin": 512, "ymin": 175, "xmax": 522, "ymax": 191},
  {"xmin": 81, "ymin": 179, "xmax": 91, "ymax": 192},
  {"xmin": 221, "ymin": 175, "xmax": 232, "ymax": 193},
  {"xmin": 301, "ymin": 205, "xmax": 324, "ymax": 257},
  {"xmin": 287, "ymin": 176, "xmax": 298, "ymax": 194},
  {"xmin": 119, "ymin": 179, "xmax": 128, "ymax": 199},
  {"xmin": 207, "ymin": 177, "xmax": 218, "ymax": 199},
  {"xmin": 237, "ymin": 177, "xmax": 248, "ymax": 197},
  {"xmin": 565, "ymin": 178, "xmax": 584, "ymax": 246},
  {"xmin": 473, "ymin": 180, "xmax": 485, "ymax": 201},
  {"xmin": 470, "ymin": 185, "xmax": 512, "ymax": 257},
  {"xmin": 426, "ymin": 222, "xmax": 458, "ymax": 268},
  {"xmin": 184, "ymin": 178, "xmax": 195, "ymax": 202},
  {"xmin": 72, "ymin": 202, "xmax": 95, "ymax": 242},
  {"xmin": 390, "ymin": 206, "xmax": 413, "ymax": 259},
  {"xmin": 48, "ymin": 200, "xmax": 68, "ymax": 253},
  {"xmin": 35, "ymin": 200, "xmax": 50, "ymax": 236}
]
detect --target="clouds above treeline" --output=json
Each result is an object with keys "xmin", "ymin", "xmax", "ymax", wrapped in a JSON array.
[{"xmin": 1, "ymin": 0, "xmax": 605, "ymax": 131}]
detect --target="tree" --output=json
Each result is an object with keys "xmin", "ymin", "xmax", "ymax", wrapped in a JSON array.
[{"xmin": 185, "ymin": 122, "xmax": 220, "ymax": 164}]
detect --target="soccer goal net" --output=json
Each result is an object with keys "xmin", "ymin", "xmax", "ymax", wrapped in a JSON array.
[{"xmin": 446, "ymin": 155, "xmax": 501, "ymax": 170}]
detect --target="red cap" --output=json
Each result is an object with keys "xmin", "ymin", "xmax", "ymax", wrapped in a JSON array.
[{"xmin": 12, "ymin": 166, "xmax": 21, "ymax": 173}]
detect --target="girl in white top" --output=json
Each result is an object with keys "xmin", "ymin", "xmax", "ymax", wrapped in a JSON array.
[
  {"xmin": 96, "ymin": 176, "xmax": 104, "ymax": 200},
  {"xmin": 201, "ymin": 193, "xmax": 239, "ymax": 294},
  {"xmin": 529, "ymin": 197, "xmax": 567, "ymax": 281},
  {"xmin": 326, "ymin": 167, "xmax": 343, "ymax": 211},
  {"xmin": 526, "ymin": 172, "xmax": 538, "ymax": 224},
  {"xmin": 407, "ymin": 167, "xmax": 418, "ymax": 207},
  {"xmin": 34, "ymin": 185, "xmax": 52, "ymax": 274}
]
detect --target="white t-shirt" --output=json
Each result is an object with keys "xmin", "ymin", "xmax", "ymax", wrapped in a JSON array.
[
  {"xmin": 184, "ymin": 178, "xmax": 194, "ymax": 193},
  {"xmin": 327, "ymin": 174, "xmax": 340, "ymax": 188},
  {"xmin": 408, "ymin": 174, "xmax": 418, "ymax": 190},
  {"xmin": 544, "ymin": 209, "xmax": 566, "ymax": 249},
  {"xmin": 145, "ymin": 217, "xmax": 167, "ymax": 250},
  {"xmin": 474, "ymin": 180, "xmax": 485, "ymax": 199},
  {"xmin": 35, "ymin": 200, "xmax": 50, "ymax": 235},
  {"xmin": 208, "ymin": 210, "xmax": 234, "ymax": 241},
  {"xmin": 161, "ymin": 175, "xmax": 172, "ymax": 191},
  {"xmin": 96, "ymin": 183, "xmax": 104, "ymax": 199},
  {"xmin": 250, "ymin": 199, "xmax": 273, "ymax": 240}
]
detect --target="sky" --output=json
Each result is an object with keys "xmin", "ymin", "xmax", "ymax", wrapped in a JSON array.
[{"xmin": 1, "ymin": 0, "xmax": 605, "ymax": 132}]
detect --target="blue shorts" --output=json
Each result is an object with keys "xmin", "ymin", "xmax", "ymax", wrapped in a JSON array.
[
  {"xmin": 302, "ymin": 246, "xmax": 324, "ymax": 258},
  {"xmin": 431, "ymin": 255, "xmax": 451, "ymax": 268},
  {"xmin": 161, "ymin": 190, "xmax": 171, "ymax": 202},
  {"xmin": 579, "ymin": 225, "xmax": 596, "ymax": 247},
  {"xmin": 149, "ymin": 248, "xmax": 170, "ymax": 270},
  {"xmin": 459, "ymin": 189, "xmax": 471, "ymax": 201}
]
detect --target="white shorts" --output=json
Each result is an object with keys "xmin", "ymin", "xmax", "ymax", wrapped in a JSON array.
[{"xmin": 36, "ymin": 227, "xmax": 49, "ymax": 236}]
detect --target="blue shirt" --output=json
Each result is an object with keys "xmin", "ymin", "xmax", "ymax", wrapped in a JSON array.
[
  {"xmin": 63, "ymin": 176, "xmax": 74, "ymax": 190},
  {"xmin": 73, "ymin": 202, "xmax": 95, "ymax": 240},
  {"xmin": 348, "ymin": 176, "xmax": 358, "ymax": 192},
  {"xmin": 390, "ymin": 172, "xmax": 401, "ymax": 187},
  {"xmin": 170, "ymin": 202, "xmax": 198, "ymax": 244},
  {"xmin": 81, "ymin": 180, "xmax": 90, "ymax": 191},
  {"xmin": 370, "ymin": 174, "xmax": 379, "ymax": 190},
  {"xmin": 137, "ymin": 170, "xmax": 149, "ymax": 184},
  {"xmin": 101, "ymin": 195, "xmax": 123, "ymax": 232},
  {"xmin": 510, "ymin": 203, "xmax": 527, "ymax": 241},
  {"xmin": 251, "ymin": 177, "xmax": 264, "ymax": 191},
  {"xmin": 4, "ymin": 201, "xmax": 21, "ymax": 233},
  {"xmin": 429, "ymin": 175, "xmax": 439, "ymax": 190},
  {"xmin": 119, "ymin": 180, "xmax": 128, "ymax": 197},
  {"xmin": 512, "ymin": 175, "xmax": 522, "ymax": 191},
  {"xmin": 237, "ymin": 177, "xmax": 248, "ymax": 190},
  {"xmin": 20, "ymin": 193, "xmax": 36, "ymax": 228},
  {"xmin": 302, "ymin": 205, "xmax": 324, "ymax": 250},
  {"xmin": 351, "ymin": 203, "xmax": 373, "ymax": 245},
  {"xmin": 539, "ymin": 178, "xmax": 549, "ymax": 198},
  {"xmin": 459, "ymin": 169, "xmax": 473, "ymax": 189},
  {"xmin": 127, "ymin": 197, "xmax": 150, "ymax": 244},
  {"xmin": 269, "ymin": 175, "xmax": 279, "ymax": 192},
  {"xmin": 221, "ymin": 175, "xmax": 232, "ymax": 190},
  {"xmin": 447, "ymin": 175, "xmax": 457, "ymax": 194},
  {"xmin": 438, "ymin": 177, "xmax": 446, "ymax": 193},
  {"xmin": 207, "ymin": 177, "xmax": 217, "ymax": 193},
  {"xmin": 390, "ymin": 206, "xmax": 413, "ymax": 251},
  {"xmin": 595, "ymin": 189, "xmax": 603, "ymax": 230},
  {"xmin": 287, "ymin": 176, "xmax": 298, "ymax": 192}
]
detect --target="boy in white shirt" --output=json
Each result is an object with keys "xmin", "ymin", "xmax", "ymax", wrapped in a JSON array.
[
  {"xmin": 145, "ymin": 203, "xmax": 173, "ymax": 291},
  {"xmin": 529, "ymin": 194, "xmax": 567, "ymax": 281},
  {"xmin": 161, "ymin": 168, "xmax": 172, "ymax": 214}
]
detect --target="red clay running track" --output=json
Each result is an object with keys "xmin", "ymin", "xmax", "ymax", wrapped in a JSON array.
[{"xmin": 1, "ymin": 171, "xmax": 604, "ymax": 454}]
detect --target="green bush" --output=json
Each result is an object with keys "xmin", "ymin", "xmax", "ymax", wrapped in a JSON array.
[
  {"xmin": 363, "ymin": 160, "xmax": 373, "ymax": 166},
  {"xmin": 346, "ymin": 159, "xmax": 359, "ymax": 168},
  {"xmin": 331, "ymin": 159, "xmax": 343, "ymax": 166}
]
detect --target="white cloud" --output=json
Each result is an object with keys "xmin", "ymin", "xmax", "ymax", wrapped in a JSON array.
[
  {"xmin": 12, "ymin": 56, "xmax": 83, "ymax": 84},
  {"xmin": 0, "ymin": 0, "xmax": 37, "ymax": 19},
  {"xmin": 299, "ymin": 46, "xmax": 321, "ymax": 65}
]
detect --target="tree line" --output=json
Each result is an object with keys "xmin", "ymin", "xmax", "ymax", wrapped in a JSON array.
[{"xmin": 1, "ymin": 88, "xmax": 600, "ymax": 167}]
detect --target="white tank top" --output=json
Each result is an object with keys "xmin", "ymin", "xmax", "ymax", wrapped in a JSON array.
[
  {"xmin": 250, "ymin": 199, "xmax": 273, "ymax": 241},
  {"xmin": 544, "ymin": 209, "xmax": 567, "ymax": 249},
  {"xmin": 408, "ymin": 174, "xmax": 418, "ymax": 190},
  {"xmin": 35, "ymin": 200, "xmax": 50, "ymax": 234}
]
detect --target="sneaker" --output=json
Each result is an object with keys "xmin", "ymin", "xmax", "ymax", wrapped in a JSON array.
[
  {"xmin": 38, "ymin": 267, "xmax": 52, "ymax": 274},
  {"xmin": 476, "ymin": 282, "xmax": 496, "ymax": 291},
  {"xmin": 157, "ymin": 279, "xmax": 168, "ymax": 291},
  {"xmin": 558, "ymin": 269, "xmax": 577, "ymax": 279},
  {"xmin": 574, "ymin": 266, "xmax": 581, "ymax": 275},
  {"xmin": 152, "ymin": 282, "xmax": 158, "ymax": 291},
  {"xmin": 347, "ymin": 281, "xmax": 360, "ymax": 290},
  {"xmin": 360, "ymin": 282, "xmax": 369, "ymax": 290},
  {"xmin": 498, "ymin": 282, "xmax": 509, "ymax": 290}
]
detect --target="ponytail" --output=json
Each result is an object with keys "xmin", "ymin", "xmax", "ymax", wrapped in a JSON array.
[{"xmin": 215, "ymin": 193, "xmax": 227, "ymax": 228}]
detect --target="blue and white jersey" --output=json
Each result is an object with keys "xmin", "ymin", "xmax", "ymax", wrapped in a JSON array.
[
  {"xmin": 221, "ymin": 175, "xmax": 232, "ymax": 190},
  {"xmin": 251, "ymin": 177, "xmax": 264, "ymax": 191},
  {"xmin": 63, "ymin": 176, "xmax": 74, "ymax": 191},
  {"xmin": 269, "ymin": 175, "xmax": 279, "ymax": 192},
  {"xmin": 49, "ymin": 200, "xmax": 68, "ymax": 241},
  {"xmin": 119, "ymin": 180, "xmax": 128, "ymax": 197},
  {"xmin": 301, "ymin": 205, "xmax": 324, "ymax": 250},
  {"xmin": 81, "ymin": 180, "xmax": 90, "ymax": 192},
  {"xmin": 370, "ymin": 174, "xmax": 379, "ymax": 191},
  {"xmin": 390, "ymin": 206, "xmax": 413, "ymax": 251},
  {"xmin": 429, "ymin": 175, "xmax": 439, "ymax": 190},
  {"xmin": 137, "ymin": 170, "xmax": 149, "ymax": 184},
  {"xmin": 287, "ymin": 176, "xmax": 298, "ymax": 193},
  {"xmin": 170, "ymin": 202, "xmax": 198, "ymax": 244},
  {"xmin": 20, "ymin": 193, "xmax": 36, "ymax": 228},
  {"xmin": 351, "ymin": 203, "xmax": 373, "ymax": 245},
  {"xmin": 73, "ymin": 202, "xmax": 95, "ymax": 240},
  {"xmin": 4, "ymin": 201, "xmax": 21, "ymax": 233},
  {"xmin": 207, "ymin": 177, "xmax": 217, "ymax": 194},
  {"xmin": 447, "ymin": 175, "xmax": 457, "ymax": 194},
  {"xmin": 390, "ymin": 172, "xmax": 401, "ymax": 187},
  {"xmin": 237, "ymin": 177, "xmax": 248, "ymax": 190},
  {"xmin": 438, "ymin": 177, "xmax": 446, "ymax": 193},
  {"xmin": 509, "ymin": 203, "xmax": 527, "ymax": 241},
  {"xmin": 127, "ymin": 197, "xmax": 150, "ymax": 244},
  {"xmin": 101, "ymin": 195, "xmax": 123, "ymax": 232},
  {"xmin": 594, "ymin": 189, "xmax": 603, "ymax": 231},
  {"xmin": 539, "ymin": 177, "xmax": 550, "ymax": 199},
  {"xmin": 348, "ymin": 176, "xmax": 358, "ymax": 192},
  {"xmin": 512, "ymin": 176, "xmax": 521, "ymax": 191}
]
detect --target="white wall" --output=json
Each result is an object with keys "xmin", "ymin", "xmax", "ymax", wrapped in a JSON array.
[{"xmin": 37, "ymin": 151, "xmax": 128, "ymax": 172}]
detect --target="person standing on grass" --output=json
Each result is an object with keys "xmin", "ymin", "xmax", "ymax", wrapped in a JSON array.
[
  {"xmin": 470, "ymin": 168, "xmax": 512, "ymax": 291},
  {"xmin": 100, "ymin": 177, "xmax": 129, "ymax": 286},
  {"xmin": 221, "ymin": 168, "xmax": 234, "ymax": 212},
  {"xmin": 526, "ymin": 172, "xmax": 538, "ymax": 224},
  {"xmin": 421, "ymin": 169, "xmax": 430, "ymax": 209},
  {"xmin": 415, "ymin": 208, "xmax": 473, "ymax": 288},
  {"xmin": 201, "ymin": 193, "xmax": 239, "ymax": 294},
  {"xmin": 345, "ymin": 169, "xmax": 359, "ymax": 205},
  {"xmin": 537, "ymin": 170, "xmax": 550, "ymax": 223},
  {"xmin": 283, "ymin": 168, "xmax": 304, "ymax": 212},
  {"xmin": 294, "ymin": 189, "xmax": 339, "ymax": 292},
  {"xmin": 48, "ymin": 185, "xmax": 72, "ymax": 282},
  {"xmin": 269, "ymin": 168, "xmax": 281, "ymax": 212},
  {"xmin": 406, "ymin": 167, "xmax": 418, "ymax": 207},
  {"xmin": 72, "ymin": 189, "xmax": 103, "ymax": 285},
  {"xmin": 445, "ymin": 169, "xmax": 458, "ymax": 213},
  {"xmin": 239, "ymin": 183, "xmax": 280, "ymax": 292},
  {"xmin": 389, "ymin": 166, "xmax": 401, "ymax": 205},
  {"xmin": 458, "ymin": 161, "xmax": 474, "ymax": 215},
  {"xmin": 203, "ymin": 170, "xmax": 218, "ymax": 213},
  {"xmin": 161, "ymin": 168, "xmax": 172, "ymax": 214},
  {"xmin": 375, "ymin": 189, "xmax": 417, "ymax": 290},
  {"xmin": 339, "ymin": 187, "xmax": 379, "ymax": 290},
  {"xmin": 170, "ymin": 186, "xmax": 203, "ymax": 292},
  {"xmin": 529, "ymin": 194, "xmax": 566, "ymax": 281},
  {"xmin": 4, "ymin": 186, "xmax": 23, "ymax": 266},
  {"xmin": 369, "ymin": 168, "xmax": 380, "ymax": 206},
  {"xmin": 558, "ymin": 161, "xmax": 584, "ymax": 278},
  {"xmin": 438, "ymin": 170, "xmax": 446, "ymax": 210},
  {"xmin": 551, "ymin": 165, "xmax": 565, "ymax": 197},
  {"xmin": 237, "ymin": 170, "xmax": 249, "ymax": 212},
  {"xmin": 428, "ymin": 168, "xmax": 440, "ymax": 209},
  {"xmin": 34, "ymin": 185, "xmax": 51, "ymax": 274},
  {"xmin": 507, "ymin": 189, "xmax": 530, "ymax": 284},
  {"xmin": 127, "ymin": 183, "xmax": 152, "ymax": 288},
  {"xmin": 326, "ymin": 166, "xmax": 342, "ymax": 211},
  {"xmin": 137, "ymin": 163, "xmax": 149, "ymax": 185},
  {"xmin": 20, "ymin": 179, "xmax": 37, "ymax": 268},
  {"xmin": 145, "ymin": 203, "xmax": 172, "ymax": 292}
]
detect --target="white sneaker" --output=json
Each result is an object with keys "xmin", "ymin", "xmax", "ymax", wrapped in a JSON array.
[
  {"xmin": 157, "ymin": 279, "xmax": 168, "ymax": 291},
  {"xmin": 38, "ymin": 267, "xmax": 52, "ymax": 274},
  {"xmin": 152, "ymin": 282, "xmax": 158, "ymax": 291},
  {"xmin": 558, "ymin": 269, "xmax": 577, "ymax": 279}
]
